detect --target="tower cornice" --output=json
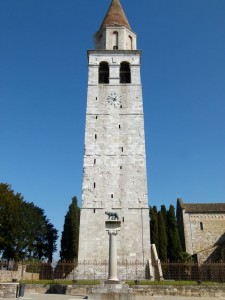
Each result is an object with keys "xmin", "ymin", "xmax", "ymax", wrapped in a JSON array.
[{"xmin": 88, "ymin": 50, "xmax": 141, "ymax": 55}]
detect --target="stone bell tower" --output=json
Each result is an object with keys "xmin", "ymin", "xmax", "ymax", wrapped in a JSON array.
[{"xmin": 77, "ymin": 0, "xmax": 160, "ymax": 279}]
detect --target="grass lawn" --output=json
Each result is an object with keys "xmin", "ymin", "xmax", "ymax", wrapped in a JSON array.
[{"xmin": 19, "ymin": 279, "xmax": 225, "ymax": 286}]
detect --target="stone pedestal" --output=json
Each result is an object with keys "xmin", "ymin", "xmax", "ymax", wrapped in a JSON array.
[
  {"xmin": 90, "ymin": 282, "xmax": 132, "ymax": 300},
  {"xmin": 0, "ymin": 283, "xmax": 19, "ymax": 298},
  {"xmin": 105, "ymin": 220, "xmax": 121, "ymax": 283}
]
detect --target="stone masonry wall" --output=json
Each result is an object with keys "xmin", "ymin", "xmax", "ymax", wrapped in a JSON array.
[
  {"xmin": 24, "ymin": 284, "xmax": 225, "ymax": 298},
  {"xmin": 0, "ymin": 265, "xmax": 39, "ymax": 282},
  {"xmin": 183, "ymin": 213, "xmax": 225, "ymax": 261},
  {"xmin": 0, "ymin": 283, "xmax": 19, "ymax": 298},
  {"xmin": 78, "ymin": 50, "xmax": 151, "ymax": 267},
  {"xmin": 94, "ymin": 26, "xmax": 137, "ymax": 50}
]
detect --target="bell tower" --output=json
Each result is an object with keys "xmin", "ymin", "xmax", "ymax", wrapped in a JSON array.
[{"xmin": 77, "ymin": 0, "xmax": 158, "ymax": 279}]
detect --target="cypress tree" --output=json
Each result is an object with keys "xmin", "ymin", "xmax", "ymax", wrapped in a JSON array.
[
  {"xmin": 167, "ymin": 205, "xmax": 182, "ymax": 261},
  {"xmin": 158, "ymin": 211, "xmax": 167, "ymax": 261},
  {"xmin": 60, "ymin": 197, "xmax": 80, "ymax": 261},
  {"xmin": 160, "ymin": 205, "xmax": 167, "ymax": 224},
  {"xmin": 150, "ymin": 206, "xmax": 159, "ymax": 252}
]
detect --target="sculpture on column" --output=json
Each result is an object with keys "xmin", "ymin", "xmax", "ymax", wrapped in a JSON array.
[
  {"xmin": 105, "ymin": 211, "xmax": 121, "ymax": 283},
  {"xmin": 105, "ymin": 211, "xmax": 119, "ymax": 220}
]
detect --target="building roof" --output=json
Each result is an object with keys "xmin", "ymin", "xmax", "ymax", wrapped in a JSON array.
[
  {"xmin": 99, "ymin": 0, "xmax": 131, "ymax": 31},
  {"xmin": 177, "ymin": 198, "xmax": 225, "ymax": 213}
]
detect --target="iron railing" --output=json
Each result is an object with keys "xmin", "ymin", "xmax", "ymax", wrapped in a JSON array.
[{"xmin": 0, "ymin": 260, "xmax": 224, "ymax": 282}]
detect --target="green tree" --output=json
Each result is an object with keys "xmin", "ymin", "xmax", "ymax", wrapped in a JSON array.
[
  {"xmin": 158, "ymin": 211, "xmax": 167, "ymax": 261},
  {"xmin": 149, "ymin": 206, "xmax": 159, "ymax": 252},
  {"xmin": 0, "ymin": 183, "xmax": 58, "ymax": 261},
  {"xmin": 44, "ymin": 223, "xmax": 58, "ymax": 262},
  {"xmin": 160, "ymin": 205, "xmax": 167, "ymax": 224},
  {"xmin": 167, "ymin": 205, "xmax": 183, "ymax": 261},
  {"xmin": 60, "ymin": 196, "xmax": 80, "ymax": 261}
]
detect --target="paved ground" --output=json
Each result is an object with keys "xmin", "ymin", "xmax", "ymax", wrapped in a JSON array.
[
  {"xmin": 6, "ymin": 293, "xmax": 225, "ymax": 300},
  {"xmin": 11, "ymin": 293, "xmax": 86, "ymax": 300}
]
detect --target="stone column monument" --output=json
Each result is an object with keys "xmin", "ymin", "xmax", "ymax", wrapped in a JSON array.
[{"xmin": 105, "ymin": 212, "xmax": 121, "ymax": 283}]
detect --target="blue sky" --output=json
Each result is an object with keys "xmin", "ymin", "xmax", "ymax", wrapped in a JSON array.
[{"xmin": 0, "ymin": 0, "xmax": 225, "ymax": 256}]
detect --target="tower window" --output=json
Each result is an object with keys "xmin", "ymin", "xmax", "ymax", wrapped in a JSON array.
[
  {"xmin": 94, "ymin": 182, "xmax": 96, "ymax": 188},
  {"xmin": 200, "ymin": 222, "xmax": 204, "ymax": 230},
  {"xmin": 121, "ymin": 147, "xmax": 123, "ymax": 152},
  {"xmin": 129, "ymin": 36, "xmax": 133, "ymax": 50},
  {"xmin": 120, "ymin": 105, "xmax": 122, "ymax": 108},
  {"xmin": 113, "ymin": 31, "xmax": 119, "ymax": 49},
  {"xmin": 96, "ymin": 97, "xmax": 98, "ymax": 100},
  {"xmin": 95, "ymin": 134, "xmax": 97, "ymax": 140},
  {"xmin": 111, "ymin": 194, "xmax": 113, "ymax": 198},
  {"xmin": 119, "ymin": 124, "xmax": 121, "ymax": 129},
  {"xmin": 122, "ymin": 217, "xmax": 124, "ymax": 222},
  {"xmin": 120, "ymin": 166, "xmax": 122, "ymax": 169},
  {"xmin": 120, "ymin": 62, "xmax": 131, "ymax": 83},
  {"xmin": 99, "ymin": 62, "xmax": 109, "ymax": 84},
  {"xmin": 94, "ymin": 159, "xmax": 96, "ymax": 164},
  {"xmin": 94, "ymin": 209, "xmax": 96, "ymax": 213},
  {"xmin": 96, "ymin": 116, "xmax": 98, "ymax": 119}
]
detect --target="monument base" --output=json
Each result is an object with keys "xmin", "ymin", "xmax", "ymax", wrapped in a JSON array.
[
  {"xmin": 89, "ymin": 282, "xmax": 133, "ymax": 300},
  {"xmin": 105, "ymin": 279, "xmax": 120, "ymax": 284},
  {"xmin": 91, "ymin": 281, "xmax": 131, "ymax": 293}
]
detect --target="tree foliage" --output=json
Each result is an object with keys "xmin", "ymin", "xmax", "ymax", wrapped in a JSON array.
[
  {"xmin": 60, "ymin": 196, "xmax": 80, "ymax": 261},
  {"xmin": 150, "ymin": 206, "xmax": 159, "ymax": 251},
  {"xmin": 158, "ymin": 210, "xmax": 167, "ymax": 261},
  {"xmin": 0, "ymin": 183, "xmax": 58, "ymax": 261},
  {"xmin": 167, "ymin": 205, "xmax": 183, "ymax": 261},
  {"xmin": 150, "ymin": 204, "xmax": 183, "ymax": 262}
]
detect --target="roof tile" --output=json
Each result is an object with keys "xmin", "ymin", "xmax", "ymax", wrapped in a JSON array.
[{"xmin": 100, "ymin": 0, "xmax": 131, "ymax": 30}]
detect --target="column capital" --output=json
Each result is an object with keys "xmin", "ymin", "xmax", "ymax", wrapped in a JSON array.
[{"xmin": 107, "ymin": 229, "xmax": 118, "ymax": 236}]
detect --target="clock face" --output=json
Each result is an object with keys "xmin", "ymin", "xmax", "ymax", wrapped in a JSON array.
[{"xmin": 107, "ymin": 92, "xmax": 122, "ymax": 107}]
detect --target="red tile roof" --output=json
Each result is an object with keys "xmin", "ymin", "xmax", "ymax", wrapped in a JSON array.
[
  {"xmin": 100, "ymin": 0, "xmax": 131, "ymax": 30},
  {"xmin": 177, "ymin": 198, "xmax": 225, "ymax": 213}
]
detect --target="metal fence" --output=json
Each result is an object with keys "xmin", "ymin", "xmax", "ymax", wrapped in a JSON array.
[
  {"xmin": 161, "ymin": 262, "xmax": 225, "ymax": 282},
  {"xmin": 73, "ymin": 260, "xmax": 149, "ymax": 281},
  {"xmin": 0, "ymin": 260, "xmax": 224, "ymax": 282}
]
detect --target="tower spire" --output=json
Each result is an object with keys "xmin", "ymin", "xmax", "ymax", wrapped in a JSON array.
[
  {"xmin": 100, "ymin": 0, "xmax": 131, "ymax": 30},
  {"xmin": 94, "ymin": 0, "xmax": 136, "ymax": 50}
]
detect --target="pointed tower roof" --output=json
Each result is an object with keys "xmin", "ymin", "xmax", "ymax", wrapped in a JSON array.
[{"xmin": 100, "ymin": 0, "xmax": 131, "ymax": 30}]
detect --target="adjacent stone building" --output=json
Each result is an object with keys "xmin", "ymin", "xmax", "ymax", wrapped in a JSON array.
[
  {"xmin": 177, "ymin": 198, "xmax": 225, "ymax": 263},
  {"xmin": 77, "ymin": 0, "xmax": 161, "ymax": 279}
]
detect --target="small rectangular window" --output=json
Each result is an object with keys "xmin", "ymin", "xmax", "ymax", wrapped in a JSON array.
[
  {"xmin": 111, "ymin": 194, "xmax": 113, "ymax": 198},
  {"xmin": 95, "ymin": 134, "xmax": 97, "ymax": 139},
  {"xmin": 96, "ymin": 116, "xmax": 98, "ymax": 119},
  {"xmin": 121, "ymin": 147, "xmax": 123, "ymax": 152},
  {"xmin": 94, "ymin": 183, "xmax": 96, "ymax": 188},
  {"xmin": 96, "ymin": 97, "xmax": 97, "ymax": 100},
  {"xmin": 122, "ymin": 217, "xmax": 124, "ymax": 222},
  {"xmin": 120, "ymin": 166, "xmax": 122, "ymax": 169},
  {"xmin": 119, "ymin": 124, "xmax": 121, "ymax": 129},
  {"xmin": 120, "ymin": 105, "xmax": 122, "ymax": 108},
  {"xmin": 94, "ymin": 159, "xmax": 96, "ymax": 164},
  {"xmin": 94, "ymin": 209, "xmax": 96, "ymax": 213},
  {"xmin": 200, "ymin": 222, "xmax": 204, "ymax": 230}
]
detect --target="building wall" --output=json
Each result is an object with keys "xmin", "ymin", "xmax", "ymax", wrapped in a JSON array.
[
  {"xmin": 187, "ymin": 213, "xmax": 225, "ymax": 255},
  {"xmin": 177, "ymin": 200, "xmax": 225, "ymax": 262},
  {"xmin": 94, "ymin": 26, "xmax": 137, "ymax": 50},
  {"xmin": 0, "ymin": 265, "xmax": 39, "ymax": 282},
  {"xmin": 78, "ymin": 50, "xmax": 151, "ymax": 264}
]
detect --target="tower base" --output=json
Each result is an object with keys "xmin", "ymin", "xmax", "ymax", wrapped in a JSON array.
[{"xmin": 67, "ymin": 256, "xmax": 163, "ymax": 281}]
